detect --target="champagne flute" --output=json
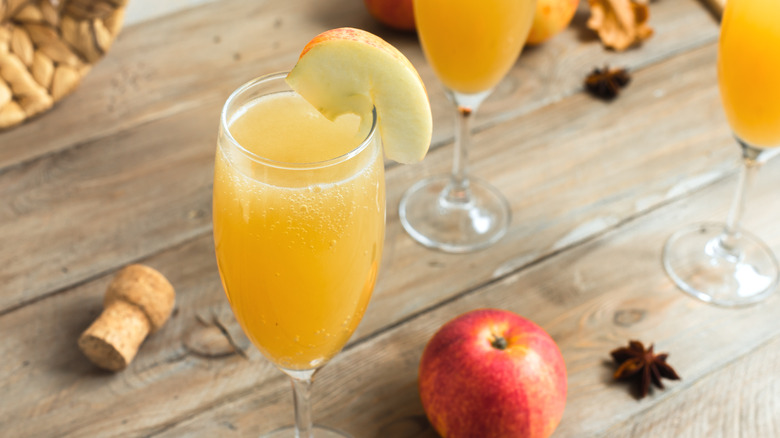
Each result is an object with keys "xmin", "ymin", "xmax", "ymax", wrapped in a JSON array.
[
  {"xmin": 213, "ymin": 73, "xmax": 385, "ymax": 436},
  {"xmin": 663, "ymin": 0, "xmax": 780, "ymax": 306},
  {"xmin": 398, "ymin": 0, "xmax": 537, "ymax": 252}
]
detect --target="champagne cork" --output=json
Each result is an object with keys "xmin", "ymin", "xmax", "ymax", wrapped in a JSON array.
[{"xmin": 78, "ymin": 264, "xmax": 175, "ymax": 371}]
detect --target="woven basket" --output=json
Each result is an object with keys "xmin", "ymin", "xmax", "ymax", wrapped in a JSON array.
[{"xmin": 0, "ymin": 0, "xmax": 127, "ymax": 130}]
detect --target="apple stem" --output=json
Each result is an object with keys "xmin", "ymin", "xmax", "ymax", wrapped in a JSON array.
[{"xmin": 491, "ymin": 335, "xmax": 508, "ymax": 350}]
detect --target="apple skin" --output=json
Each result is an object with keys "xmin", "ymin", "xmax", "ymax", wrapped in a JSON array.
[
  {"xmin": 418, "ymin": 309, "xmax": 567, "ymax": 438},
  {"xmin": 363, "ymin": 0, "xmax": 416, "ymax": 32},
  {"xmin": 527, "ymin": 0, "xmax": 580, "ymax": 45}
]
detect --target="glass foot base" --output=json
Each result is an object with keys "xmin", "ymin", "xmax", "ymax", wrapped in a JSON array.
[
  {"xmin": 262, "ymin": 425, "xmax": 350, "ymax": 438},
  {"xmin": 663, "ymin": 222, "xmax": 779, "ymax": 307},
  {"xmin": 399, "ymin": 175, "xmax": 510, "ymax": 253}
]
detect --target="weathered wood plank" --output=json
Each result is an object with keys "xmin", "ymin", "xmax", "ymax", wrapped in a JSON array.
[
  {"xmin": 364, "ymin": 40, "xmax": 737, "ymax": 343},
  {"xmin": 0, "ymin": 104, "xmax": 217, "ymax": 312},
  {"xmin": 2, "ymin": 212, "xmax": 280, "ymax": 432},
  {"xmin": 124, "ymin": 0, "xmax": 220, "ymax": 26},
  {"xmin": 0, "ymin": 237, "xmax": 272, "ymax": 438},
  {"xmin": 475, "ymin": 0, "xmax": 719, "ymax": 131},
  {"xmin": 0, "ymin": 0, "xmax": 716, "ymax": 313},
  {"xmin": 604, "ymin": 336, "xmax": 780, "ymax": 437},
  {"xmin": 0, "ymin": 39, "xmax": 764, "ymax": 436},
  {"xmin": 155, "ymin": 155, "xmax": 780, "ymax": 437},
  {"xmin": 0, "ymin": 2, "xmax": 724, "ymax": 312},
  {"xmin": 0, "ymin": 0, "xmax": 717, "ymax": 170},
  {"xmin": 0, "ymin": 0, "xmax": 317, "ymax": 168},
  {"xmin": 0, "ymin": 29, "xmax": 730, "ymax": 319}
]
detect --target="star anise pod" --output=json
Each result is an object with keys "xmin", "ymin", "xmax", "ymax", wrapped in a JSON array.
[
  {"xmin": 585, "ymin": 66, "xmax": 631, "ymax": 100},
  {"xmin": 611, "ymin": 340, "xmax": 680, "ymax": 399}
]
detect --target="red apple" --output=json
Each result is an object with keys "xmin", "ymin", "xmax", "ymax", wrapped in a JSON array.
[
  {"xmin": 363, "ymin": 0, "xmax": 416, "ymax": 32},
  {"xmin": 527, "ymin": 0, "xmax": 580, "ymax": 45},
  {"xmin": 418, "ymin": 309, "xmax": 567, "ymax": 438}
]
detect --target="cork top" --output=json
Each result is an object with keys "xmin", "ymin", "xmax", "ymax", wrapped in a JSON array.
[{"xmin": 104, "ymin": 264, "xmax": 175, "ymax": 332}]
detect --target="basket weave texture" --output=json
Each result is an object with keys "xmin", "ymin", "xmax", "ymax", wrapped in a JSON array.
[{"xmin": 0, "ymin": 0, "xmax": 126, "ymax": 130}]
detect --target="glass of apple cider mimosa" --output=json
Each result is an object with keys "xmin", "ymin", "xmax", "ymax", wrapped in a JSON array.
[
  {"xmin": 663, "ymin": 0, "xmax": 780, "ymax": 306},
  {"xmin": 399, "ymin": 0, "xmax": 537, "ymax": 252},
  {"xmin": 214, "ymin": 72, "xmax": 384, "ymax": 437}
]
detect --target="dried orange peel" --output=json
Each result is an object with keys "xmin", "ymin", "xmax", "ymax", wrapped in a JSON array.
[{"xmin": 587, "ymin": 0, "xmax": 653, "ymax": 51}]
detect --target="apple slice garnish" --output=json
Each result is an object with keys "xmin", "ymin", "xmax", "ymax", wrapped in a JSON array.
[{"xmin": 286, "ymin": 27, "xmax": 432, "ymax": 164}]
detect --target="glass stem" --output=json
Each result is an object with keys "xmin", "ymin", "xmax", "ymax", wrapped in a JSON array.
[
  {"xmin": 285, "ymin": 369, "xmax": 316, "ymax": 438},
  {"xmin": 719, "ymin": 142, "xmax": 764, "ymax": 253},
  {"xmin": 443, "ymin": 90, "xmax": 490, "ymax": 206},
  {"xmin": 445, "ymin": 105, "xmax": 474, "ymax": 204}
]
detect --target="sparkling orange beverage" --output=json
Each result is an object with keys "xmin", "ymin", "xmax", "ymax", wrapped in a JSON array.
[
  {"xmin": 718, "ymin": 0, "xmax": 780, "ymax": 147},
  {"xmin": 413, "ymin": 0, "xmax": 536, "ymax": 94},
  {"xmin": 213, "ymin": 84, "xmax": 385, "ymax": 370}
]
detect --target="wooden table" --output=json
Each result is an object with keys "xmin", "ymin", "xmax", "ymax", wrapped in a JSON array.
[{"xmin": 2, "ymin": 0, "xmax": 779, "ymax": 436}]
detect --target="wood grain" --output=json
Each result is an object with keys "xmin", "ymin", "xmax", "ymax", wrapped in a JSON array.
[
  {"xmin": 0, "ymin": 37, "xmax": 769, "ymax": 437},
  {"xmin": 604, "ymin": 336, "xmax": 780, "ymax": 437},
  {"xmin": 0, "ymin": 0, "xmax": 720, "ymax": 313},
  {"xmin": 0, "ymin": 0, "xmax": 717, "ymax": 168},
  {"xmin": 3, "ymin": 0, "xmax": 775, "ymax": 437},
  {"xmin": 0, "ymin": 104, "xmax": 217, "ymax": 313},
  {"xmin": 0, "ymin": 237, "xmax": 272, "ymax": 437},
  {"xmin": 155, "ymin": 154, "xmax": 780, "ymax": 438},
  {"xmin": 0, "ymin": 31, "xmax": 729, "ymax": 317},
  {"xmin": 123, "ymin": 0, "xmax": 219, "ymax": 26}
]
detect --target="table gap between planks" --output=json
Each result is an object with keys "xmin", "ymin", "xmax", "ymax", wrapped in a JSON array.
[{"xmin": 1, "ymin": 0, "xmax": 778, "ymax": 437}]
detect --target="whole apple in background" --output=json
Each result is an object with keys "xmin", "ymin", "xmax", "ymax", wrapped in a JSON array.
[
  {"xmin": 527, "ymin": 0, "xmax": 580, "ymax": 45},
  {"xmin": 363, "ymin": 0, "xmax": 415, "ymax": 32},
  {"xmin": 419, "ymin": 309, "xmax": 567, "ymax": 438}
]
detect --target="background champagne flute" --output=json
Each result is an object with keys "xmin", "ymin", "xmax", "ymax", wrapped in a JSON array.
[
  {"xmin": 399, "ymin": 0, "xmax": 537, "ymax": 253},
  {"xmin": 663, "ymin": 0, "xmax": 780, "ymax": 306}
]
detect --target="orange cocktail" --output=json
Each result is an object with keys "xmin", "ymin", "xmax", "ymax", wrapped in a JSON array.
[
  {"xmin": 213, "ymin": 28, "xmax": 432, "ymax": 436},
  {"xmin": 718, "ymin": 0, "xmax": 780, "ymax": 147},
  {"xmin": 662, "ymin": 0, "xmax": 780, "ymax": 307},
  {"xmin": 400, "ymin": 0, "xmax": 535, "ymax": 253},
  {"xmin": 214, "ymin": 77, "xmax": 385, "ymax": 371},
  {"xmin": 413, "ymin": 0, "xmax": 536, "ymax": 94}
]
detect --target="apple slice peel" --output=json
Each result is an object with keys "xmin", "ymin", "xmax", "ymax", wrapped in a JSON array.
[{"xmin": 286, "ymin": 27, "xmax": 432, "ymax": 164}]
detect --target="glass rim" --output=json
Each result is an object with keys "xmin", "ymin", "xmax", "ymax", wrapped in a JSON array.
[{"xmin": 219, "ymin": 71, "xmax": 379, "ymax": 171}]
